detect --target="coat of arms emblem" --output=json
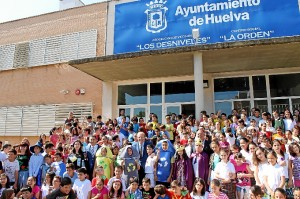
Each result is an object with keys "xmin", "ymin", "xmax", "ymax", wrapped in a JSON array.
[{"xmin": 145, "ymin": 0, "xmax": 168, "ymax": 33}]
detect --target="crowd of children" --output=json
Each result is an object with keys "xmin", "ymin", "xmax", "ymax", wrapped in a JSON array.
[{"xmin": 0, "ymin": 108, "xmax": 300, "ymax": 198}]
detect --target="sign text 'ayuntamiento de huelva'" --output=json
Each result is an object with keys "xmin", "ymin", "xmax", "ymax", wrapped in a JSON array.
[{"xmin": 114, "ymin": 0, "xmax": 300, "ymax": 54}]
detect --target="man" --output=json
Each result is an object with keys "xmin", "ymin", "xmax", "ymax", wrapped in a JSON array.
[
  {"xmin": 132, "ymin": 132, "xmax": 151, "ymax": 184},
  {"xmin": 85, "ymin": 135, "xmax": 99, "ymax": 178},
  {"xmin": 195, "ymin": 127, "xmax": 213, "ymax": 156},
  {"xmin": 46, "ymin": 177, "xmax": 77, "ymax": 199}
]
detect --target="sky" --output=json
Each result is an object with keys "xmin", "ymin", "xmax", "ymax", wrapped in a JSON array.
[{"xmin": 0, "ymin": 0, "xmax": 104, "ymax": 23}]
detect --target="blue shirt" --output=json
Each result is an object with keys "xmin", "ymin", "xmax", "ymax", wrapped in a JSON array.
[
  {"xmin": 127, "ymin": 188, "xmax": 142, "ymax": 199},
  {"xmin": 63, "ymin": 171, "xmax": 78, "ymax": 185},
  {"xmin": 120, "ymin": 122, "xmax": 129, "ymax": 137}
]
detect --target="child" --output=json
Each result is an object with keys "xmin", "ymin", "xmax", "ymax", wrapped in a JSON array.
[
  {"xmin": 249, "ymin": 185, "xmax": 264, "ymax": 199},
  {"xmin": 108, "ymin": 179, "xmax": 125, "ymax": 199},
  {"xmin": 154, "ymin": 184, "xmax": 170, "ymax": 199},
  {"xmin": 0, "ymin": 173, "xmax": 10, "ymax": 198},
  {"xmin": 107, "ymin": 166, "xmax": 127, "ymax": 192},
  {"xmin": 63, "ymin": 163, "xmax": 78, "ymax": 186},
  {"xmin": 274, "ymin": 188, "xmax": 287, "ymax": 199},
  {"xmin": 3, "ymin": 149, "xmax": 19, "ymax": 189},
  {"xmin": 95, "ymin": 146, "xmax": 114, "ymax": 179},
  {"xmin": 168, "ymin": 180, "xmax": 191, "ymax": 199},
  {"xmin": 125, "ymin": 176, "xmax": 142, "ymax": 199},
  {"xmin": 29, "ymin": 142, "xmax": 44, "ymax": 186},
  {"xmin": 91, "ymin": 178, "xmax": 108, "ymax": 199},
  {"xmin": 39, "ymin": 154, "xmax": 52, "ymax": 186},
  {"xmin": 19, "ymin": 185, "xmax": 34, "ymax": 199},
  {"xmin": 91, "ymin": 166, "xmax": 108, "ymax": 187},
  {"xmin": 26, "ymin": 177, "xmax": 40, "ymax": 199},
  {"xmin": 208, "ymin": 179, "xmax": 229, "ymax": 199},
  {"xmin": 293, "ymin": 187, "xmax": 300, "ymax": 199},
  {"xmin": 51, "ymin": 152, "xmax": 66, "ymax": 177},
  {"xmin": 173, "ymin": 146, "xmax": 193, "ymax": 191},
  {"xmin": 120, "ymin": 145, "xmax": 140, "ymax": 186},
  {"xmin": 156, "ymin": 140, "xmax": 175, "ymax": 187},
  {"xmin": 141, "ymin": 177, "xmax": 155, "ymax": 199},
  {"xmin": 214, "ymin": 149, "xmax": 236, "ymax": 199},
  {"xmin": 288, "ymin": 143, "xmax": 300, "ymax": 187},
  {"xmin": 41, "ymin": 172, "xmax": 55, "ymax": 199},
  {"xmin": 46, "ymin": 177, "xmax": 76, "ymax": 199},
  {"xmin": 263, "ymin": 150, "xmax": 285, "ymax": 198},
  {"xmin": 190, "ymin": 178, "xmax": 208, "ymax": 199},
  {"xmin": 234, "ymin": 153, "xmax": 253, "ymax": 199},
  {"xmin": 16, "ymin": 176, "xmax": 40, "ymax": 199},
  {"xmin": 72, "ymin": 167, "xmax": 92, "ymax": 199},
  {"xmin": 145, "ymin": 144, "xmax": 157, "ymax": 188}
]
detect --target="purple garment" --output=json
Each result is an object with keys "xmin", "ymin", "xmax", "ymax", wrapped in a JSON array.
[
  {"xmin": 173, "ymin": 158, "xmax": 194, "ymax": 192},
  {"xmin": 190, "ymin": 151, "xmax": 209, "ymax": 184}
]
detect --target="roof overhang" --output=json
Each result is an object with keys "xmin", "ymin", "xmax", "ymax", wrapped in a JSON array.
[{"xmin": 69, "ymin": 36, "xmax": 300, "ymax": 81}]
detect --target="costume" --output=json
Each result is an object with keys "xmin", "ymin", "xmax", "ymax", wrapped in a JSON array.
[
  {"xmin": 95, "ymin": 146, "xmax": 113, "ymax": 179},
  {"xmin": 191, "ymin": 151, "xmax": 209, "ymax": 183},
  {"xmin": 173, "ymin": 157, "xmax": 194, "ymax": 191}
]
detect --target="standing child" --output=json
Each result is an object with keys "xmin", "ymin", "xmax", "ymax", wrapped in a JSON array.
[
  {"xmin": 214, "ymin": 149, "xmax": 236, "ymax": 199},
  {"xmin": 90, "ymin": 178, "xmax": 108, "ymax": 199},
  {"xmin": 263, "ymin": 150, "xmax": 285, "ymax": 198},
  {"xmin": 91, "ymin": 166, "xmax": 108, "ymax": 187},
  {"xmin": 120, "ymin": 145, "xmax": 140, "ymax": 186},
  {"xmin": 51, "ymin": 152, "xmax": 66, "ymax": 177},
  {"xmin": 29, "ymin": 142, "xmax": 44, "ymax": 186},
  {"xmin": 141, "ymin": 177, "xmax": 155, "ymax": 199},
  {"xmin": 39, "ymin": 154, "xmax": 52, "ymax": 186},
  {"xmin": 288, "ymin": 143, "xmax": 300, "ymax": 187},
  {"xmin": 108, "ymin": 179, "xmax": 125, "ymax": 199},
  {"xmin": 41, "ymin": 172, "xmax": 55, "ymax": 199},
  {"xmin": 107, "ymin": 166, "xmax": 127, "ymax": 192},
  {"xmin": 144, "ymin": 144, "xmax": 157, "ymax": 188},
  {"xmin": 190, "ymin": 178, "xmax": 208, "ymax": 199},
  {"xmin": 3, "ymin": 149, "xmax": 19, "ymax": 190},
  {"xmin": 63, "ymin": 163, "xmax": 78, "ymax": 186},
  {"xmin": 173, "ymin": 146, "xmax": 193, "ymax": 191},
  {"xmin": 234, "ymin": 153, "xmax": 253, "ymax": 199},
  {"xmin": 155, "ymin": 140, "xmax": 175, "ymax": 188},
  {"xmin": 72, "ymin": 167, "xmax": 92, "ymax": 199}
]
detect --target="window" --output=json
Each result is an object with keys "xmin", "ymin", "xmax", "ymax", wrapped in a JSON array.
[
  {"xmin": 118, "ymin": 84, "xmax": 147, "ymax": 105},
  {"xmin": 214, "ymin": 77, "xmax": 250, "ymax": 100},
  {"xmin": 165, "ymin": 81, "xmax": 195, "ymax": 103},
  {"xmin": 270, "ymin": 73, "xmax": 300, "ymax": 97},
  {"xmin": 252, "ymin": 76, "xmax": 267, "ymax": 98},
  {"xmin": 150, "ymin": 83, "xmax": 162, "ymax": 104}
]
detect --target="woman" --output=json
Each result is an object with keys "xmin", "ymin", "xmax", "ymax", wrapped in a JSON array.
[
  {"xmin": 67, "ymin": 140, "xmax": 90, "ymax": 171},
  {"xmin": 17, "ymin": 143, "xmax": 31, "ymax": 189},
  {"xmin": 173, "ymin": 146, "xmax": 194, "ymax": 191},
  {"xmin": 284, "ymin": 111, "xmax": 297, "ymax": 131}
]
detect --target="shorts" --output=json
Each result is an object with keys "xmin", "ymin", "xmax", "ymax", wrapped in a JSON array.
[{"xmin": 145, "ymin": 173, "xmax": 155, "ymax": 188}]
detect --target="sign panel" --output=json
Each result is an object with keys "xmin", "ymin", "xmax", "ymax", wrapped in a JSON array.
[{"xmin": 114, "ymin": 0, "xmax": 300, "ymax": 54}]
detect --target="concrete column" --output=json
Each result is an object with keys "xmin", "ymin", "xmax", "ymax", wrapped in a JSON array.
[
  {"xmin": 194, "ymin": 52, "xmax": 204, "ymax": 121},
  {"xmin": 102, "ymin": 82, "xmax": 113, "ymax": 120}
]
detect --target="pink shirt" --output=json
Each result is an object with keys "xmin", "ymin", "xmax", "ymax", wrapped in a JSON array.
[
  {"xmin": 208, "ymin": 192, "xmax": 229, "ymax": 199},
  {"xmin": 91, "ymin": 186, "xmax": 108, "ymax": 199},
  {"xmin": 32, "ymin": 185, "xmax": 40, "ymax": 197},
  {"xmin": 235, "ymin": 162, "xmax": 251, "ymax": 187}
]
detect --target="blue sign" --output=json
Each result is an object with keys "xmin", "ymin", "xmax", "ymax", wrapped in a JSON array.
[{"xmin": 114, "ymin": 0, "xmax": 300, "ymax": 54}]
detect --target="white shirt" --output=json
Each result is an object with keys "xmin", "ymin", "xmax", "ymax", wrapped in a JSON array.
[
  {"xmin": 51, "ymin": 161, "xmax": 64, "ymax": 177},
  {"xmin": 190, "ymin": 191, "xmax": 208, "ymax": 199},
  {"xmin": 145, "ymin": 155, "xmax": 156, "ymax": 173},
  {"xmin": 3, "ymin": 159, "xmax": 19, "ymax": 182},
  {"xmin": 215, "ymin": 161, "xmax": 235, "ymax": 180},
  {"xmin": 284, "ymin": 119, "xmax": 297, "ymax": 131},
  {"xmin": 257, "ymin": 162, "xmax": 268, "ymax": 185},
  {"xmin": 72, "ymin": 179, "xmax": 92, "ymax": 199},
  {"xmin": 0, "ymin": 152, "xmax": 7, "ymax": 162},
  {"xmin": 41, "ymin": 184, "xmax": 50, "ymax": 198},
  {"xmin": 264, "ymin": 164, "xmax": 285, "ymax": 193}
]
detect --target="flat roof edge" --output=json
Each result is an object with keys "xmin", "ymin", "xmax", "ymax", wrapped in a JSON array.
[{"xmin": 69, "ymin": 36, "xmax": 300, "ymax": 65}]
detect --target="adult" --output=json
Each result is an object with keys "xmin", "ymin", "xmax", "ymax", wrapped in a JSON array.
[
  {"xmin": 195, "ymin": 127, "xmax": 213, "ymax": 156},
  {"xmin": 132, "ymin": 132, "xmax": 151, "ymax": 184}
]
